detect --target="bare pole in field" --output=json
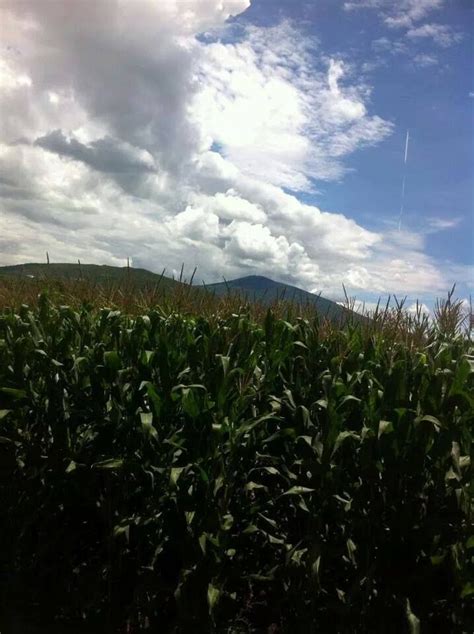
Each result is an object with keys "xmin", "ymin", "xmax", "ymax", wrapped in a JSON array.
[{"xmin": 398, "ymin": 129, "xmax": 410, "ymax": 231}]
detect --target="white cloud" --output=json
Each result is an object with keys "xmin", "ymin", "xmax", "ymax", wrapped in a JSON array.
[
  {"xmin": 344, "ymin": 1, "xmax": 382, "ymax": 10},
  {"xmin": 337, "ymin": 298, "xmax": 384, "ymax": 315},
  {"xmin": 350, "ymin": 0, "xmax": 460, "ymax": 67},
  {"xmin": 192, "ymin": 22, "xmax": 391, "ymax": 191},
  {"xmin": 413, "ymin": 53, "xmax": 439, "ymax": 67},
  {"xmin": 344, "ymin": 0, "xmax": 444, "ymax": 29},
  {"xmin": 345, "ymin": 0, "xmax": 461, "ymax": 49},
  {"xmin": 189, "ymin": 191, "xmax": 267, "ymax": 223},
  {"xmin": 427, "ymin": 217, "xmax": 462, "ymax": 231},
  {"xmin": 384, "ymin": 1, "xmax": 444, "ymax": 29},
  {"xmin": 406, "ymin": 301, "xmax": 431, "ymax": 316},
  {"xmin": 166, "ymin": 205, "xmax": 220, "ymax": 243},
  {"xmin": 0, "ymin": 58, "xmax": 32, "ymax": 90},
  {"xmin": 372, "ymin": 37, "xmax": 408, "ymax": 55},
  {"xmin": 460, "ymin": 298, "xmax": 472, "ymax": 319},
  {"xmin": 407, "ymin": 23, "xmax": 463, "ymax": 47},
  {"xmin": 0, "ymin": 0, "xmax": 470, "ymax": 302},
  {"xmin": 34, "ymin": 130, "xmax": 156, "ymax": 175}
]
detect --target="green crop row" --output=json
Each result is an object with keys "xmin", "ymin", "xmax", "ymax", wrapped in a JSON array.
[{"xmin": 0, "ymin": 296, "xmax": 472, "ymax": 632}]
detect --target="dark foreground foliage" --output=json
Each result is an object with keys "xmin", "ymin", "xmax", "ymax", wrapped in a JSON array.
[{"xmin": 0, "ymin": 295, "xmax": 472, "ymax": 633}]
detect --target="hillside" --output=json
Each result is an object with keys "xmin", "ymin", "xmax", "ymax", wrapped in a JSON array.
[
  {"xmin": 1, "ymin": 264, "xmax": 361, "ymax": 322},
  {"xmin": 207, "ymin": 275, "xmax": 355, "ymax": 321},
  {"xmin": 0, "ymin": 262, "xmax": 181, "ymax": 291}
]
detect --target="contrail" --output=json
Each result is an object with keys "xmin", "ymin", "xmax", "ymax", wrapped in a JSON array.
[{"xmin": 398, "ymin": 129, "xmax": 410, "ymax": 231}]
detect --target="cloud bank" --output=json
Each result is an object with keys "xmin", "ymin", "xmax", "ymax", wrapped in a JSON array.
[{"xmin": 0, "ymin": 0, "xmax": 470, "ymax": 299}]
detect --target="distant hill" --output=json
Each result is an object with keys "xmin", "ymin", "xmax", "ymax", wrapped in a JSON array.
[
  {"xmin": 0, "ymin": 262, "xmax": 181, "ymax": 291},
  {"xmin": 0, "ymin": 264, "xmax": 362, "ymax": 322},
  {"xmin": 206, "ymin": 275, "xmax": 358, "ymax": 322}
]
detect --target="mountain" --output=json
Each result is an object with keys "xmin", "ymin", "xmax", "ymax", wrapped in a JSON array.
[
  {"xmin": 206, "ymin": 275, "xmax": 356, "ymax": 322},
  {"xmin": 0, "ymin": 264, "xmax": 360, "ymax": 322},
  {"xmin": 0, "ymin": 262, "xmax": 181, "ymax": 291}
]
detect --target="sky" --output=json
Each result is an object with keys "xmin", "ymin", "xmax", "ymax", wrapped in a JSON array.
[{"xmin": 0, "ymin": 0, "xmax": 473, "ymax": 308}]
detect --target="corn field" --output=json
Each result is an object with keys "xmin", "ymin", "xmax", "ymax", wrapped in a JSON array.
[{"xmin": 0, "ymin": 286, "xmax": 472, "ymax": 633}]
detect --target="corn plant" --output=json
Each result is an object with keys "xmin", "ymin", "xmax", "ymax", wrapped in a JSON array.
[{"xmin": 0, "ymin": 293, "xmax": 472, "ymax": 633}]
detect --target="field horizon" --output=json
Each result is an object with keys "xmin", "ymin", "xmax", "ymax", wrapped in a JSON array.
[{"xmin": 0, "ymin": 272, "xmax": 472, "ymax": 632}]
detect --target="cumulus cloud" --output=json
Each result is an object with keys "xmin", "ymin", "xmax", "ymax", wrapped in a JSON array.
[
  {"xmin": 460, "ymin": 298, "xmax": 472, "ymax": 317},
  {"xmin": 406, "ymin": 301, "xmax": 431, "ymax": 317},
  {"xmin": 0, "ymin": 0, "xmax": 471, "ymax": 301},
  {"xmin": 344, "ymin": 0, "xmax": 443, "ymax": 29},
  {"xmin": 1, "ymin": 0, "xmax": 250, "ymax": 169},
  {"xmin": 406, "ymin": 23, "xmax": 463, "ymax": 47},
  {"xmin": 34, "ymin": 130, "xmax": 156, "ymax": 175},
  {"xmin": 192, "ymin": 23, "xmax": 391, "ymax": 191}
]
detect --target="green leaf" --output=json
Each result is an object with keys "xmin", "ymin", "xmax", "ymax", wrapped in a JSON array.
[
  {"xmin": 297, "ymin": 435, "xmax": 313, "ymax": 448},
  {"xmin": 281, "ymin": 486, "xmax": 315, "ymax": 497},
  {"xmin": 73, "ymin": 356, "xmax": 88, "ymax": 373},
  {"xmin": 207, "ymin": 582, "xmax": 221, "ymax": 615},
  {"xmin": 333, "ymin": 431, "xmax": 359, "ymax": 454},
  {"xmin": 93, "ymin": 458, "xmax": 124, "ymax": 470},
  {"xmin": 267, "ymin": 533, "xmax": 285, "ymax": 545},
  {"xmin": 104, "ymin": 350, "xmax": 121, "ymax": 371},
  {"xmin": 419, "ymin": 414, "xmax": 442, "ymax": 431},
  {"xmin": 181, "ymin": 388, "xmax": 200, "ymax": 418},
  {"xmin": 185, "ymin": 511, "xmax": 195, "ymax": 525},
  {"xmin": 298, "ymin": 498, "xmax": 310, "ymax": 513},
  {"xmin": 66, "ymin": 460, "xmax": 77, "ymax": 473},
  {"xmin": 113, "ymin": 523, "xmax": 130, "ymax": 542},
  {"xmin": 466, "ymin": 536, "xmax": 474, "ymax": 549},
  {"xmin": 0, "ymin": 409, "xmax": 12, "ymax": 420},
  {"xmin": 170, "ymin": 466, "xmax": 185, "ymax": 487},
  {"xmin": 218, "ymin": 354, "xmax": 230, "ymax": 377},
  {"xmin": 378, "ymin": 420, "xmax": 393, "ymax": 439},
  {"xmin": 245, "ymin": 481, "xmax": 266, "ymax": 492},
  {"xmin": 235, "ymin": 413, "xmax": 279, "ymax": 438},
  {"xmin": 311, "ymin": 555, "xmax": 321, "ymax": 580},
  {"xmin": 0, "ymin": 388, "xmax": 27, "ymax": 400},
  {"xmin": 346, "ymin": 538, "xmax": 357, "ymax": 565},
  {"xmin": 336, "ymin": 588, "xmax": 346, "ymax": 603},
  {"xmin": 143, "ymin": 382, "xmax": 162, "ymax": 418},
  {"xmin": 405, "ymin": 599, "xmax": 420, "ymax": 634},
  {"xmin": 430, "ymin": 554, "xmax": 446, "ymax": 566},
  {"xmin": 338, "ymin": 395, "xmax": 361, "ymax": 408},
  {"xmin": 461, "ymin": 582, "xmax": 474, "ymax": 598},
  {"xmin": 333, "ymin": 494, "xmax": 352, "ymax": 511},
  {"xmin": 221, "ymin": 513, "xmax": 234, "ymax": 531},
  {"xmin": 141, "ymin": 350, "xmax": 154, "ymax": 366},
  {"xmin": 261, "ymin": 466, "xmax": 280, "ymax": 476},
  {"xmin": 140, "ymin": 412, "xmax": 158, "ymax": 440},
  {"xmin": 263, "ymin": 428, "xmax": 296, "ymax": 444}
]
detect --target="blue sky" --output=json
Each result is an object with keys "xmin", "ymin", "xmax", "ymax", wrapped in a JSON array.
[
  {"xmin": 0, "ymin": 0, "xmax": 472, "ymax": 310},
  {"xmin": 235, "ymin": 0, "xmax": 474, "ymax": 289}
]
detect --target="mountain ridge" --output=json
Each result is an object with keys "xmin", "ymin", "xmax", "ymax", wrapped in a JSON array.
[
  {"xmin": 0, "ymin": 263, "xmax": 357, "ymax": 321},
  {"xmin": 205, "ymin": 274, "xmax": 352, "ymax": 321}
]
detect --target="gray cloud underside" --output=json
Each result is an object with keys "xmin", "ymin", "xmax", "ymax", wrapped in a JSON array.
[{"xmin": 34, "ymin": 131, "xmax": 156, "ymax": 175}]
